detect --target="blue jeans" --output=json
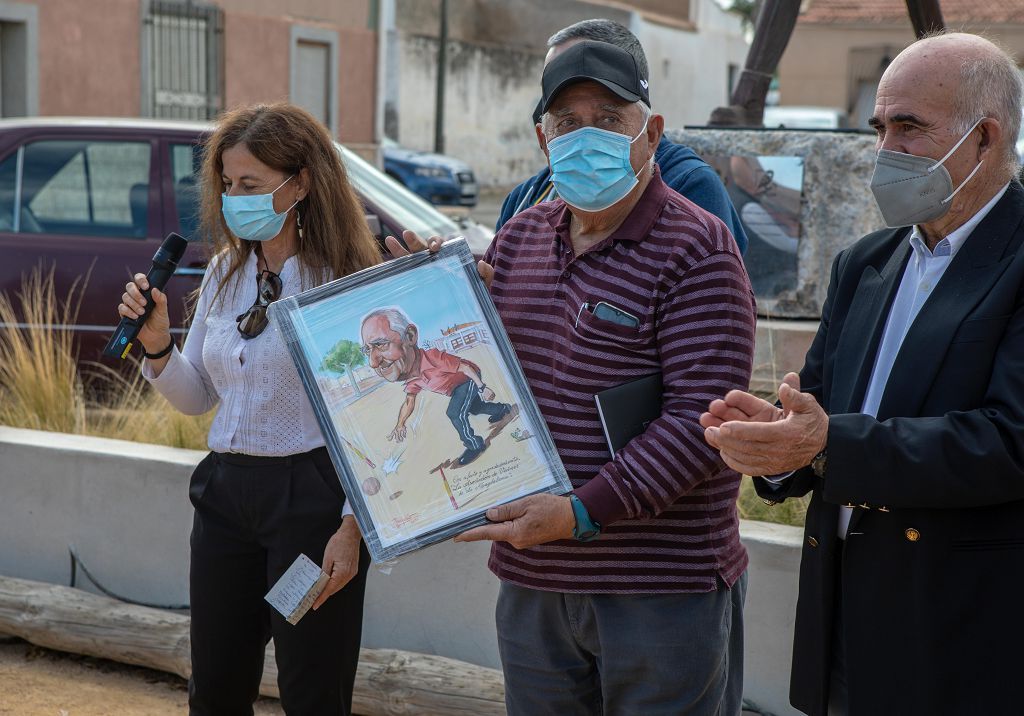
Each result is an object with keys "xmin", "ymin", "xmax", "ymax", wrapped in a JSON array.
[{"xmin": 496, "ymin": 573, "xmax": 747, "ymax": 716}]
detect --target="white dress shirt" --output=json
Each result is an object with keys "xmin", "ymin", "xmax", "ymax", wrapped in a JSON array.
[
  {"xmin": 834, "ymin": 183, "xmax": 1009, "ymax": 537},
  {"xmin": 144, "ymin": 250, "xmax": 352, "ymax": 515}
]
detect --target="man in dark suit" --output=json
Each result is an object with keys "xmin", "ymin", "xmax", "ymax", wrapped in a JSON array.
[{"xmin": 700, "ymin": 32, "xmax": 1024, "ymax": 716}]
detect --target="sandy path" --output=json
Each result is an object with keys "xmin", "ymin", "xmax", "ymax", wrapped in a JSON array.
[{"xmin": 0, "ymin": 637, "xmax": 283, "ymax": 716}]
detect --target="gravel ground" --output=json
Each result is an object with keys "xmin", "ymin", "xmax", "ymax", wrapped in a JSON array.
[{"xmin": 0, "ymin": 637, "xmax": 283, "ymax": 716}]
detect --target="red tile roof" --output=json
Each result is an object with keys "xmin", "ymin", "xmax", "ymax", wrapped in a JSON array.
[{"xmin": 800, "ymin": 0, "xmax": 1024, "ymax": 24}]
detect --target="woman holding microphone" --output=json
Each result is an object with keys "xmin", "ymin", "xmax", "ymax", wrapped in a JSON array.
[{"xmin": 118, "ymin": 102, "xmax": 381, "ymax": 715}]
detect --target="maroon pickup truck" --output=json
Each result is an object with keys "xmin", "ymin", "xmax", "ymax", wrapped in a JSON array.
[{"xmin": 0, "ymin": 118, "xmax": 492, "ymax": 363}]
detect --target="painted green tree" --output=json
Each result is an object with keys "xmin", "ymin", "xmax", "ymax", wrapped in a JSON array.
[
  {"xmin": 322, "ymin": 339, "xmax": 367, "ymax": 396},
  {"xmin": 321, "ymin": 339, "xmax": 366, "ymax": 375}
]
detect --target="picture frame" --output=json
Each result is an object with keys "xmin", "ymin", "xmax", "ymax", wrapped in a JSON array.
[{"xmin": 269, "ymin": 239, "xmax": 571, "ymax": 562}]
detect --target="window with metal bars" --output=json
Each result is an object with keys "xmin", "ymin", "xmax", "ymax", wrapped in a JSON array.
[{"xmin": 142, "ymin": 0, "xmax": 223, "ymax": 120}]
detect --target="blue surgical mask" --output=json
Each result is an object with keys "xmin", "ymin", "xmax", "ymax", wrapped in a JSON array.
[
  {"xmin": 221, "ymin": 175, "xmax": 297, "ymax": 242},
  {"xmin": 546, "ymin": 116, "xmax": 650, "ymax": 212}
]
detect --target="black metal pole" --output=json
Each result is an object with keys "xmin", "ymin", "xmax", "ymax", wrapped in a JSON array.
[
  {"xmin": 905, "ymin": 0, "xmax": 945, "ymax": 38},
  {"xmin": 709, "ymin": 0, "xmax": 802, "ymax": 126},
  {"xmin": 434, "ymin": 0, "xmax": 448, "ymax": 154}
]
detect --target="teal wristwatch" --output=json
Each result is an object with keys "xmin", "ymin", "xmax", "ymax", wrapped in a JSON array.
[{"xmin": 569, "ymin": 494, "xmax": 602, "ymax": 541}]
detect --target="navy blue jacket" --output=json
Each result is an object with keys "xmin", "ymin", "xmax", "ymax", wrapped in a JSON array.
[{"xmin": 496, "ymin": 136, "xmax": 748, "ymax": 254}]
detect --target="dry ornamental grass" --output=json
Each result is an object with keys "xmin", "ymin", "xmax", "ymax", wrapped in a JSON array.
[{"xmin": 0, "ymin": 267, "xmax": 211, "ymax": 451}]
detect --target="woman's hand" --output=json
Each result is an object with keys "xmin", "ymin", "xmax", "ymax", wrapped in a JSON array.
[
  {"xmin": 312, "ymin": 515, "xmax": 362, "ymax": 610},
  {"xmin": 385, "ymin": 229, "xmax": 495, "ymax": 289},
  {"xmin": 117, "ymin": 272, "xmax": 172, "ymax": 356}
]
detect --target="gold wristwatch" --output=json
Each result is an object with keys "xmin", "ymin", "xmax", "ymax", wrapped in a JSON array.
[{"xmin": 811, "ymin": 448, "xmax": 827, "ymax": 478}]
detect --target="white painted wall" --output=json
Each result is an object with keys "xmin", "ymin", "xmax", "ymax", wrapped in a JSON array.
[
  {"xmin": 395, "ymin": 36, "xmax": 546, "ymax": 188},
  {"xmin": 0, "ymin": 426, "xmax": 800, "ymax": 715},
  {"xmin": 633, "ymin": 0, "xmax": 749, "ymax": 128},
  {"xmin": 390, "ymin": 1, "xmax": 749, "ymax": 188}
]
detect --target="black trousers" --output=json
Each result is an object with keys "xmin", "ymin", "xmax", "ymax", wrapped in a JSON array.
[
  {"xmin": 187, "ymin": 448, "xmax": 371, "ymax": 716},
  {"xmin": 828, "ymin": 542, "xmax": 848, "ymax": 716},
  {"xmin": 445, "ymin": 379, "xmax": 508, "ymax": 450}
]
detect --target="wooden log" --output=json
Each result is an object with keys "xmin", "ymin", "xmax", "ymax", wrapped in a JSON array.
[
  {"xmin": 0, "ymin": 575, "xmax": 505, "ymax": 715},
  {"xmin": 0, "ymin": 574, "xmax": 192, "ymax": 676}
]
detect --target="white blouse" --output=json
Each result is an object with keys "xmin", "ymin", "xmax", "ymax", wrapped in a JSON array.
[{"xmin": 144, "ymin": 250, "xmax": 352, "ymax": 515}]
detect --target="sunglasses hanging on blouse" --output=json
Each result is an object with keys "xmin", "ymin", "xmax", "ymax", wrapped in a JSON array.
[{"xmin": 236, "ymin": 268, "xmax": 283, "ymax": 339}]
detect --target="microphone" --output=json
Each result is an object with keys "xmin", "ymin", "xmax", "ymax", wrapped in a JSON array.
[{"xmin": 103, "ymin": 232, "xmax": 189, "ymax": 360}]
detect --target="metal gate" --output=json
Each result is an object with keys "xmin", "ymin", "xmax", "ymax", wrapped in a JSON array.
[{"xmin": 143, "ymin": 0, "xmax": 224, "ymax": 120}]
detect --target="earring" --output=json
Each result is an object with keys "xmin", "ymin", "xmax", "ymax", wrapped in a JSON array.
[{"xmin": 296, "ymin": 209, "xmax": 304, "ymax": 240}]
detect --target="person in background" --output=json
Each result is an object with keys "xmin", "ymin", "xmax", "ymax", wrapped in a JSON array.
[
  {"xmin": 497, "ymin": 18, "xmax": 748, "ymax": 255},
  {"xmin": 117, "ymin": 103, "xmax": 380, "ymax": 716}
]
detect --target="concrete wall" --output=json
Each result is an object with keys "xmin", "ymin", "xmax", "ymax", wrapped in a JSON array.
[
  {"xmin": 218, "ymin": 0, "xmax": 378, "ymax": 142},
  {"xmin": 223, "ymin": 11, "xmax": 292, "ymax": 111},
  {"xmin": 0, "ymin": 425, "xmax": 802, "ymax": 715},
  {"xmin": 393, "ymin": 36, "xmax": 546, "ymax": 187},
  {"xmin": 395, "ymin": 0, "xmax": 633, "ymax": 49},
  {"xmin": 778, "ymin": 21, "xmax": 1024, "ymax": 126},
  {"xmin": 778, "ymin": 25, "xmax": 914, "ymax": 114},
  {"xmin": 635, "ymin": 0, "xmax": 748, "ymax": 128},
  {"xmin": 388, "ymin": 0, "xmax": 748, "ymax": 187},
  {"xmin": 752, "ymin": 318, "xmax": 817, "ymax": 395}
]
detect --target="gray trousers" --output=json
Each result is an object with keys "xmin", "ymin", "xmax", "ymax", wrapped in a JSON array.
[{"xmin": 496, "ymin": 572, "xmax": 747, "ymax": 716}]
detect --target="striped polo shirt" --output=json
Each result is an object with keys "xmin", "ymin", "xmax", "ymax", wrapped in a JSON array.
[{"xmin": 485, "ymin": 170, "xmax": 756, "ymax": 593}]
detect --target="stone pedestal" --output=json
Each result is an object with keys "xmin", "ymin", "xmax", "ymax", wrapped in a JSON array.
[
  {"xmin": 752, "ymin": 317, "xmax": 818, "ymax": 395},
  {"xmin": 667, "ymin": 128, "xmax": 883, "ymax": 319}
]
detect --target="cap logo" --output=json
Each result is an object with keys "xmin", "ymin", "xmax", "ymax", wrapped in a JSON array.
[{"xmin": 640, "ymin": 79, "xmax": 649, "ymax": 90}]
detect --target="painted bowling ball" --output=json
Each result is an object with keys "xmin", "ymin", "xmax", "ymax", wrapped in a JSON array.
[{"xmin": 362, "ymin": 477, "xmax": 381, "ymax": 496}]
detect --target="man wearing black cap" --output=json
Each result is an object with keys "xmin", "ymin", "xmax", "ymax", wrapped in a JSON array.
[
  {"xmin": 496, "ymin": 19, "xmax": 748, "ymax": 255},
  {"xmin": 455, "ymin": 39, "xmax": 755, "ymax": 715}
]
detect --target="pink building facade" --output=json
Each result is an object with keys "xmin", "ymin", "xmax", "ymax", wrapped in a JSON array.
[{"xmin": 0, "ymin": 0, "xmax": 376, "ymax": 144}]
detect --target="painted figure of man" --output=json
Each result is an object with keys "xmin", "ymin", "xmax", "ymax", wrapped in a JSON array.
[{"xmin": 360, "ymin": 307, "xmax": 511, "ymax": 465}]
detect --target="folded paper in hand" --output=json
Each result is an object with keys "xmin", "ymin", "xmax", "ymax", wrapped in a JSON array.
[{"xmin": 264, "ymin": 553, "xmax": 329, "ymax": 625}]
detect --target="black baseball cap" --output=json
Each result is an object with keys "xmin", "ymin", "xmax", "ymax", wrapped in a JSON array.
[{"xmin": 539, "ymin": 40, "xmax": 650, "ymax": 116}]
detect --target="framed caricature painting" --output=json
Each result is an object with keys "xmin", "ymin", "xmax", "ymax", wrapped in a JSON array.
[{"xmin": 269, "ymin": 239, "xmax": 571, "ymax": 562}]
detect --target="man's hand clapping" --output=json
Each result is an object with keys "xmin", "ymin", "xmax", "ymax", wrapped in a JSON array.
[{"xmin": 700, "ymin": 372, "xmax": 829, "ymax": 476}]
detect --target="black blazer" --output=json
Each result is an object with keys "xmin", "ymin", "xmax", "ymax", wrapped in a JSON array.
[{"xmin": 755, "ymin": 182, "xmax": 1024, "ymax": 716}]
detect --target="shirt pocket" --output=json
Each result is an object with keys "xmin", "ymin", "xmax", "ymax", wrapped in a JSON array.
[{"xmin": 572, "ymin": 305, "xmax": 646, "ymax": 351}]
